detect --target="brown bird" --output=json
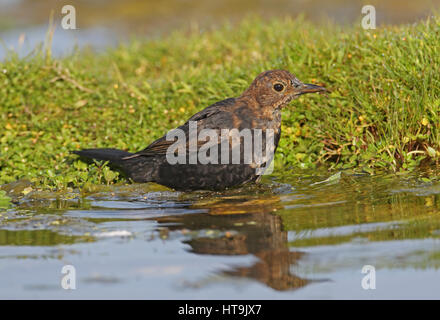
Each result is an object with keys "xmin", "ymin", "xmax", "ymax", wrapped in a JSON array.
[{"xmin": 74, "ymin": 70, "xmax": 326, "ymax": 191}]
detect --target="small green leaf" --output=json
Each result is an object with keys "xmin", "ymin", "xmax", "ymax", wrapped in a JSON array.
[{"xmin": 426, "ymin": 146, "xmax": 436, "ymax": 158}]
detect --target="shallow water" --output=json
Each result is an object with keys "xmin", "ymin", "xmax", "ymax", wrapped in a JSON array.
[{"xmin": 1, "ymin": 168, "xmax": 440, "ymax": 299}]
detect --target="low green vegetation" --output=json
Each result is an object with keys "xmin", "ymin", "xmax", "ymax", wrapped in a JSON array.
[
  {"xmin": 0, "ymin": 190, "xmax": 11, "ymax": 208},
  {"xmin": 1, "ymin": 16, "xmax": 440, "ymax": 191}
]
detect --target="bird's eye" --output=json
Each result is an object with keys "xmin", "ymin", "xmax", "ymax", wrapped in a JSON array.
[{"xmin": 273, "ymin": 83, "xmax": 284, "ymax": 92}]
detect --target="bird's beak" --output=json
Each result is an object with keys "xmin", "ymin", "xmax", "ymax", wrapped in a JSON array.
[{"xmin": 296, "ymin": 83, "xmax": 327, "ymax": 96}]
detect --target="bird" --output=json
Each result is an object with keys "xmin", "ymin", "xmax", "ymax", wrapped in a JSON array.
[{"xmin": 73, "ymin": 70, "xmax": 326, "ymax": 191}]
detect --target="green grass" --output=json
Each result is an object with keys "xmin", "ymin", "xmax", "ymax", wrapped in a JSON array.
[{"xmin": 1, "ymin": 15, "xmax": 440, "ymax": 191}]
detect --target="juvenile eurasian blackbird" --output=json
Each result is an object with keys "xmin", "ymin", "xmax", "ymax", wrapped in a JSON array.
[{"xmin": 74, "ymin": 70, "xmax": 326, "ymax": 190}]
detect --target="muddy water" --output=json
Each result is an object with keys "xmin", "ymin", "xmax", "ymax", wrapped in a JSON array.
[{"xmin": 1, "ymin": 169, "xmax": 440, "ymax": 299}]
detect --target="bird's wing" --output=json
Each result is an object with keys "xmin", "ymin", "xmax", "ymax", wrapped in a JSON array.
[
  {"xmin": 126, "ymin": 98, "xmax": 236, "ymax": 158},
  {"xmin": 187, "ymin": 97, "xmax": 235, "ymax": 122}
]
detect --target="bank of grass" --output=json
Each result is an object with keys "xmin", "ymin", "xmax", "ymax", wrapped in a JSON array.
[{"xmin": 1, "ymin": 16, "xmax": 440, "ymax": 190}]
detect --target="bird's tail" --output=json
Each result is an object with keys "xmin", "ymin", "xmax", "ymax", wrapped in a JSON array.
[
  {"xmin": 72, "ymin": 148, "xmax": 155, "ymax": 183},
  {"xmin": 72, "ymin": 148, "xmax": 133, "ymax": 165}
]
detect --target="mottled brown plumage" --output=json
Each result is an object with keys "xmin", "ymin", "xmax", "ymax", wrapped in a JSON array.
[{"xmin": 73, "ymin": 70, "xmax": 326, "ymax": 190}]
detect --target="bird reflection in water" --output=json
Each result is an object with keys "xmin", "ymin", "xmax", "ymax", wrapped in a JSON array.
[{"xmin": 154, "ymin": 193, "xmax": 319, "ymax": 291}]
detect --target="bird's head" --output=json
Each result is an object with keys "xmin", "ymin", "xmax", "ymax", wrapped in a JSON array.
[{"xmin": 241, "ymin": 69, "xmax": 327, "ymax": 109}]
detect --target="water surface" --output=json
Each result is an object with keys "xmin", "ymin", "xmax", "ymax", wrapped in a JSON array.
[{"xmin": 1, "ymin": 169, "xmax": 440, "ymax": 299}]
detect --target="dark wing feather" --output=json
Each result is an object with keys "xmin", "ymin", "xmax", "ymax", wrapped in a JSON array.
[
  {"xmin": 187, "ymin": 97, "xmax": 235, "ymax": 121},
  {"xmin": 126, "ymin": 98, "xmax": 236, "ymax": 159}
]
